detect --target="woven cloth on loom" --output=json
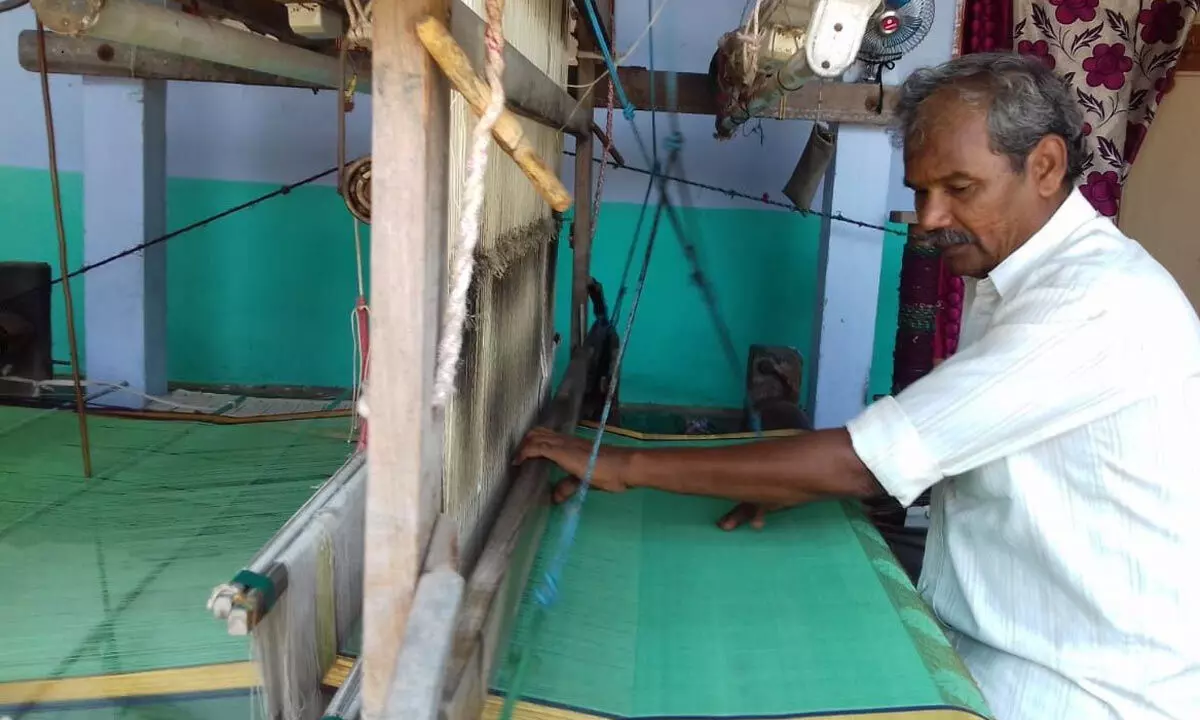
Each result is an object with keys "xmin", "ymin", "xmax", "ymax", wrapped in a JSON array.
[
  {"xmin": 0, "ymin": 406, "xmax": 353, "ymax": 689},
  {"xmin": 488, "ymin": 430, "xmax": 994, "ymax": 720}
]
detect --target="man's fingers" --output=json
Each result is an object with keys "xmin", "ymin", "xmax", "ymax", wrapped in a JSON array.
[
  {"xmin": 718, "ymin": 502, "xmax": 761, "ymax": 531},
  {"xmin": 751, "ymin": 504, "xmax": 767, "ymax": 530},
  {"xmin": 552, "ymin": 476, "xmax": 581, "ymax": 504},
  {"xmin": 513, "ymin": 427, "xmax": 557, "ymax": 465}
]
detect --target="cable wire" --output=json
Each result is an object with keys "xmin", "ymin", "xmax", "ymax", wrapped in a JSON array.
[{"xmin": 563, "ymin": 149, "xmax": 909, "ymax": 238}]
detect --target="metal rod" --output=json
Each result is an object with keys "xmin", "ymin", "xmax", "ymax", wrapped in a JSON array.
[
  {"xmin": 32, "ymin": 0, "xmax": 371, "ymax": 93},
  {"xmin": 36, "ymin": 21, "xmax": 92, "ymax": 479}
]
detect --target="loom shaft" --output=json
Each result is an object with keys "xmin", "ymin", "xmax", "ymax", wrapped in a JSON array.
[{"xmin": 30, "ymin": 0, "xmax": 369, "ymax": 93}]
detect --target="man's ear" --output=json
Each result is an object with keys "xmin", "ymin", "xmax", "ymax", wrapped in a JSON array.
[{"xmin": 1027, "ymin": 134, "xmax": 1069, "ymax": 198}]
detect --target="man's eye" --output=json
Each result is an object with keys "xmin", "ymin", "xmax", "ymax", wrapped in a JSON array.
[{"xmin": 948, "ymin": 184, "xmax": 973, "ymax": 196}]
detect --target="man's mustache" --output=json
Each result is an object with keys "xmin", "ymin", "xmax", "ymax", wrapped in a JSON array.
[{"xmin": 922, "ymin": 229, "xmax": 975, "ymax": 249}]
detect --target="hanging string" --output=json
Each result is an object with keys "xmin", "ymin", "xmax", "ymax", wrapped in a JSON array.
[
  {"xmin": 349, "ymin": 219, "xmax": 371, "ymax": 449},
  {"xmin": 431, "ymin": 0, "xmax": 508, "ymax": 407},
  {"xmin": 590, "ymin": 79, "xmax": 616, "ymax": 239},
  {"xmin": 35, "ymin": 20, "xmax": 92, "ymax": 478}
]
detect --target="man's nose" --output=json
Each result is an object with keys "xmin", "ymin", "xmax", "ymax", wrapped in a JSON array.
[{"xmin": 917, "ymin": 197, "xmax": 954, "ymax": 234}]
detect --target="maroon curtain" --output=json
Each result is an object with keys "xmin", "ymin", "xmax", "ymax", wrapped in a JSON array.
[{"xmin": 924, "ymin": 1, "xmax": 1015, "ymax": 368}]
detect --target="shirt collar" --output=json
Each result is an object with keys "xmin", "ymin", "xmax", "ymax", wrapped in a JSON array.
[{"xmin": 985, "ymin": 188, "xmax": 1098, "ymax": 298}]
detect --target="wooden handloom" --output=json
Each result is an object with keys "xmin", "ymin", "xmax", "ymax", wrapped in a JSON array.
[{"xmin": 11, "ymin": 0, "xmax": 987, "ymax": 716}]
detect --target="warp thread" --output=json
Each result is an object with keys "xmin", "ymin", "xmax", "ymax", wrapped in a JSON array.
[{"xmin": 433, "ymin": 0, "xmax": 508, "ymax": 407}]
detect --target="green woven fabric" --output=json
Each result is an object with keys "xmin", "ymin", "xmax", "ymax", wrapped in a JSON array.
[
  {"xmin": 0, "ymin": 406, "xmax": 353, "ymax": 685},
  {"xmin": 490, "ymin": 430, "xmax": 993, "ymax": 719}
]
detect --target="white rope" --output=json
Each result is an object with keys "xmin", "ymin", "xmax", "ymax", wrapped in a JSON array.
[{"xmin": 432, "ymin": 0, "xmax": 507, "ymax": 407}]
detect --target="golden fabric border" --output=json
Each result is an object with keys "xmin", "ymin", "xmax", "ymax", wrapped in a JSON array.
[{"xmin": 0, "ymin": 662, "xmax": 258, "ymax": 706}]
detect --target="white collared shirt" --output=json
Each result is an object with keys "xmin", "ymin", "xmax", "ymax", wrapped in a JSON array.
[{"xmin": 847, "ymin": 189, "xmax": 1200, "ymax": 720}]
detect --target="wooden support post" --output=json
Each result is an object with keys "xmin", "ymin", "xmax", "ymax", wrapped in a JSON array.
[
  {"xmin": 362, "ymin": 0, "xmax": 450, "ymax": 716},
  {"xmin": 570, "ymin": 60, "xmax": 596, "ymax": 350}
]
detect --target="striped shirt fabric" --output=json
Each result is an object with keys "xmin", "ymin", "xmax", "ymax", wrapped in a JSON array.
[{"xmin": 846, "ymin": 189, "xmax": 1200, "ymax": 719}]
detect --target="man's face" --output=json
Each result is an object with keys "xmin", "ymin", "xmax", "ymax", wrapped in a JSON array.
[{"xmin": 903, "ymin": 94, "xmax": 1046, "ymax": 278}]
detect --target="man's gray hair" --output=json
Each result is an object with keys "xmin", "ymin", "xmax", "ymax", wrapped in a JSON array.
[{"xmin": 892, "ymin": 52, "xmax": 1087, "ymax": 183}]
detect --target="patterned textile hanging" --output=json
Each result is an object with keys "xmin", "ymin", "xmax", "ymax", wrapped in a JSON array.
[{"xmin": 1015, "ymin": 0, "xmax": 1197, "ymax": 218}]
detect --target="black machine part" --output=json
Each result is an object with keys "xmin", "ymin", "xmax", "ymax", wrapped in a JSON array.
[{"xmin": 0, "ymin": 262, "xmax": 53, "ymax": 398}]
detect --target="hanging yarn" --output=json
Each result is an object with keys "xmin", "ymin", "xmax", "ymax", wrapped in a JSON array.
[
  {"xmin": 591, "ymin": 79, "xmax": 616, "ymax": 238},
  {"xmin": 441, "ymin": 0, "xmax": 567, "ymax": 560},
  {"xmin": 432, "ymin": 0, "xmax": 508, "ymax": 408},
  {"xmin": 349, "ymin": 220, "xmax": 370, "ymax": 449}
]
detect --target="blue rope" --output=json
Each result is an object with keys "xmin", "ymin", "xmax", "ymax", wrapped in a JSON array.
[
  {"xmin": 580, "ymin": 0, "xmax": 634, "ymax": 120},
  {"xmin": 499, "ymin": 13, "xmax": 764, "ymax": 715},
  {"xmin": 497, "ymin": 144, "xmax": 680, "ymax": 720}
]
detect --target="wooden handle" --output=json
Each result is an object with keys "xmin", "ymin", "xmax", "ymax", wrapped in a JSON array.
[{"xmin": 416, "ymin": 16, "xmax": 573, "ymax": 213}]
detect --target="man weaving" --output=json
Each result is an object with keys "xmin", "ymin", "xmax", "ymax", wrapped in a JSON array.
[{"xmin": 517, "ymin": 53, "xmax": 1200, "ymax": 720}]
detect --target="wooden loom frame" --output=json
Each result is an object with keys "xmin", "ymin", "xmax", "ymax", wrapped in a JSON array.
[{"xmin": 16, "ymin": 0, "xmax": 923, "ymax": 715}]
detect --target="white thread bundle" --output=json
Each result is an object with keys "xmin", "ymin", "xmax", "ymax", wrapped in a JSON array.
[
  {"xmin": 441, "ymin": 0, "xmax": 567, "ymax": 562},
  {"xmin": 432, "ymin": 0, "xmax": 509, "ymax": 408}
]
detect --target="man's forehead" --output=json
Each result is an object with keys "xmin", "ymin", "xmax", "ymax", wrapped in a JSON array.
[{"xmin": 904, "ymin": 100, "xmax": 992, "ymax": 186}]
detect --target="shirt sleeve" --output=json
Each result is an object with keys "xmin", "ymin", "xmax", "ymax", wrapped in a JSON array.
[{"xmin": 846, "ymin": 298, "xmax": 1166, "ymax": 507}]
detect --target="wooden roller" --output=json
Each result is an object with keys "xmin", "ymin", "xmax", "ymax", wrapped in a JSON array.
[{"xmin": 416, "ymin": 16, "xmax": 573, "ymax": 213}]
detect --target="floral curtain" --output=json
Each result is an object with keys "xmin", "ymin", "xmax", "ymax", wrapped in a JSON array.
[{"xmin": 1015, "ymin": 0, "xmax": 1198, "ymax": 218}]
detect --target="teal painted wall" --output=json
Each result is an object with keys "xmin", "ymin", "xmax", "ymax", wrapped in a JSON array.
[
  {"xmin": 553, "ymin": 202, "xmax": 825, "ymax": 408},
  {"xmin": 1, "ymin": 165, "xmax": 904, "ymax": 407},
  {"xmin": 1, "ymin": 166, "xmax": 368, "ymax": 388},
  {"xmin": 868, "ymin": 222, "xmax": 907, "ymax": 402}
]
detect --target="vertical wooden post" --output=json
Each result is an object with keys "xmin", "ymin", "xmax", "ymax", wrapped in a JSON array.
[
  {"xmin": 363, "ymin": 0, "xmax": 450, "ymax": 716},
  {"xmin": 570, "ymin": 60, "xmax": 596, "ymax": 350}
]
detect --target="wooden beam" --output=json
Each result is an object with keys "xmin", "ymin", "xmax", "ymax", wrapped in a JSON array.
[
  {"xmin": 17, "ymin": 31, "xmax": 326, "ymax": 89},
  {"xmin": 19, "ymin": 0, "xmax": 588, "ymax": 137},
  {"xmin": 451, "ymin": 3, "xmax": 590, "ymax": 136},
  {"xmin": 1179, "ymin": 24, "xmax": 1200, "ymax": 73},
  {"xmin": 362, "ymin": 0, "xmax": 449, "ymax": 715},
  {"xmin": 178, "ymin": 0, "xmax": 325, "ymax": 50},
  {"xmin": 439, "ymin": 325, "xmax": 601, "ymax": 720},
  {"xmin": 617, "ymin": 67, "xmax": 899, "ymax": 125},
  {"xmin": 571, "ymin": 0, "xmax": 613, "ymax": 54},
  {"xmin": 417, "ymin": 16, "xmax": 573, "ymax": 211},
  {"xmin": 570, "ymin": 60, "xmax": 596, "ymax": 351}
]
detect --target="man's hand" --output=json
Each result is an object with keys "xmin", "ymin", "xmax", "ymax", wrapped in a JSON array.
[
  {"xmin": 716, "ymin": 502, "xmax": 788, "ymax": 531},
  {"xmin": 514, "ymin": 427, "xmax": 629, "ymax": 503}
]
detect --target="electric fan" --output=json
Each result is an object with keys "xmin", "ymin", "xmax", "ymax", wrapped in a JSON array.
[{"xmin": 856, "ymin": 0, "xmax": 935, "ymax": 83}]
